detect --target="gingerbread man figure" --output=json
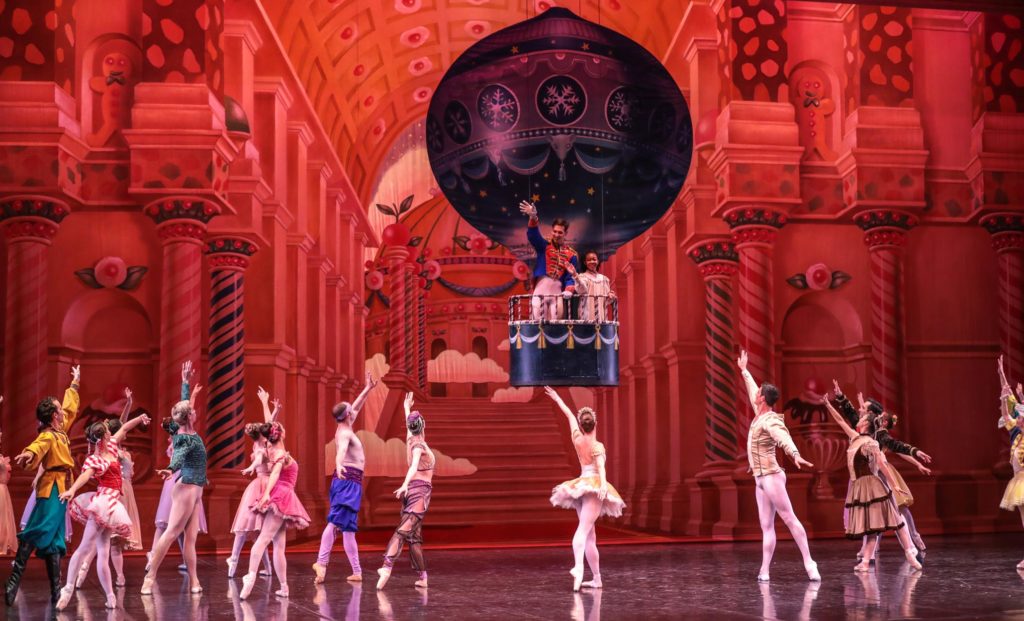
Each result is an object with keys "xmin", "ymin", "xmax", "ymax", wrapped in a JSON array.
[
  {"xmin": 790, "ymin": 67, "xmax": 837, "ymax": 162},
  {"xmin": 87, "ymin": 52, "xmax": 134, "ymax": 147}
]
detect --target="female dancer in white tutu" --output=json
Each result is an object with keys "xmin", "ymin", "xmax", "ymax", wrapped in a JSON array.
[
  {"xmin": 226, "ymin": 386, "xmax": 279, "ymax": 578},
  {"xmin": 0, "ymin": 398, "xmax": 16, "ymax": 556},
  {"xmin": 544, "ymin": 386, "xmax": 625, "ymax": 591},
  {"xmin": 56, "ymin": 412, "xmax": 150, "ymax": 610},
  {"xmin": 997, "ymin": 355, "xmax": 1024, "ymax": 568}
]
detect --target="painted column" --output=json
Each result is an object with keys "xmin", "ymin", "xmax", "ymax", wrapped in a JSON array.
[
  {"xmin": 205, "ymin": 236, "xmax": 257, "ymax": 469},
  {"xmin": 981, "ymin": 213, "xmax": 1024, "ymax": 381}
]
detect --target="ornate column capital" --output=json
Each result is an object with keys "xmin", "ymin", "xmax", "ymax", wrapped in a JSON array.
[
  {"xmin": 855, "ymin": 209, "xmax": 918, "ymax": 249},
  {"xmin": 724, "ymin": 208, "xmax": 787, "ymax": 247},
  {"xmin": 980, "ymin": 212, "xmax": 1024, "ymax": 253},
  {"xmin": 0, "ymin": 198, "xmax": 70, "ymax": 242},
  {"xmin": 143, "ymin": 198, "xmax": 220, "ymax": 243},
  {"xmin": 687, "ymin": 239, "xmax": 738, "ymax": 279},
  {"xmin": 206, "ymin": 236, "xmax": 258, "ymax": 271}
]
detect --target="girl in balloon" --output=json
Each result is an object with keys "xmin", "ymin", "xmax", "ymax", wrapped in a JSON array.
[
  {"xmin": 545, "ymin": 386, "xmax": 625, "ymax": 591},
  {"xmin": 566, "ymin": 250, "xmax": 615, "ymax": 323},
  {"xmin": 56, "ymin": 411, "xmax": 150, "ymax": 610}
]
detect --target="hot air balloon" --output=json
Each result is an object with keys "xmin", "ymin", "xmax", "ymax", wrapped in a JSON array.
[{"xmin": 427, "ymin": 7, "xmax": 693, "ymax": 386}]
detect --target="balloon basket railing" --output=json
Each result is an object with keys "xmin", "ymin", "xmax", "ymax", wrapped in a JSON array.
[{"xmin": 507, "ymin": 294, "xmax": 619, "ymax": 387}]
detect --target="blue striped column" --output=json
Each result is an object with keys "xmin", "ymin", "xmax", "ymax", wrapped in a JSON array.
[{"xmin": 205, "ymin": 236, "xmax": 257, "ymax": 469}]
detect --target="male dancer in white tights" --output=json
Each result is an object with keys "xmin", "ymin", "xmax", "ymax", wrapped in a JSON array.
[{"xmin": 738, "ymin": 350, "xmax": 820, "ymax": 582}]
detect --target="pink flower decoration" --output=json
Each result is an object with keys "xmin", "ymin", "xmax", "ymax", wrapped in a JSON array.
[
  {"xmin": 469, "ymin": 232, "xmax": 491, "ymax": 255},
  {"xmin": 512, "ymin": 260, "xmax": 531, "ymax": 281},
  {"xmin": 424, "ymin": 260, "xmax": 442, "ymax": 280},
  {"xmin": 805, "ymin": 263, "xmax": 831, "ymax": 291},
  {"xmin": 94, "ymin": 256, "xmax": 128, "ymax": 288},
  {"xmin": 365, "ymin": 270, "xmax": 385, "ymax": 291}
]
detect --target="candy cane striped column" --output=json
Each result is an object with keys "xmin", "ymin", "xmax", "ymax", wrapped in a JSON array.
[
  {"xmin": 688, "ymin": 239, "xmax": 740, "ymax": 467},
  {"xmin": 205, "ymin": 237, "xmax": 257, "ymax": 469},
  {"xmin": 981, "ymin": 214, "xmax": 1024, "ymax": 380},
  {"xmin": 384, "ymin": 244, "xmax": 412, "ymax": 380},
  {"xmin": 856, "ymin": 210, "xmax": 917, "ymax": 415},
  {"xmin": 1, "ymin": 199, "xmax": 69, "ymax": 452},
  {"xmin": 726, "ymin": 208, "xmax": 786, "ymax": 444},
  {"xmin": 144, "ymin": 199, "xmax": 218, "ymax": 425}
]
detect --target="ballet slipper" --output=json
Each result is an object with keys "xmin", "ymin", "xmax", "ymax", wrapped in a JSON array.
[
  {"xmin": 177, "ymin": 563, "xmax": 188, "ymax": 572},
  {"xmin": 854, "ymin": 560, "xmax": 872, "ymax": 573},
  {"xmin": 904, "ymin": 548, "xmax": 922, "ymax": 571},
  {"xmin": 227, "ymin": 557, "xmax": 238, "ymax": 579},
  {"xmin": 239, "ymin": 573, "xmax": 257, "ymax": 600},
  {"xmin": 140, "ymin": 576, "xmax": 155, "ymax": 595},
  {"xmin": 312, "ymin": 562, "xmax": 326, "ymax": 584},
  {"xmin": 805, "ymin": 561, "xmax": 821, "ymax": 582},
  {"xmin": 275, "ymin": 586, "xmax": 289, "ymax": 598},
  {"xmin": 190, "ymin": 583, "xmax": 203, "ymax": 594},
  {"xmin": 114, "ymin": 574, "xmax": 126, "ymax": 587},
  {"xmin": 415, "ymin": 577, "xmax": 428, "ymax": 588},
  {"xmin": 346, "ymin": 573, "xmax": 363, "ymax": 582},
  {"xmin": 569, "ymin": 567, "xmax": 583, "ymax": 592},
  {"xmin": 756, "ymin": 573, "xmax": 770, "ymax": 582},
  {"xmin": 75, "ymin": 564, "xmax": 88, "ymax": 589},
  {"xmin": 55, "ymin": 586, "xmax": 74, "ymax": 611},
  {"xmin": 258, "ymin": 566, "xmax": 272, "ymax": 577},
  {"xmin": 144, "ymin": 551, "xmax": 152, "ymax": 573},
  {"xmin": 582, "ymin": 577, "xmax": 602, "ymax": 589},
  {"xmin": 104, "ymin": 593, "xmax": 117, "ymax": 609},
  {"xmin": 376, "ymin": 567, "xmax": 391, "ymax": 589}
]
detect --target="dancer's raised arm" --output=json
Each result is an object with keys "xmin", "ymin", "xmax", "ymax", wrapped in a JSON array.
[
  {"xmin": 119, "ymin": 388, "xmax": 133, "ymax": 423},
  {"xmin": 403, "ymin": 392, "xmax": 417, "ymax": 440},
  {"xmin": 823, "ymin": 398, "xmax": 857, "ymax": 441},
  {"xmin": 544, "ymin": 386, "xmax": 580, "ymax": 436},
  {"xmin": 346, "ymin": 373, "xmax": 378, "ymax": 425},
  {"xmin": 257, "ymin": 386, "xmax": 280, "ymax": 423},
  {"xmin": 112, "ymin": 412, "xmax": 150, "ymax": 444},
  {"xmin": 895, "ymin": 451, "xmax": 932, "ymax": 476},
  {"xmin": 737, "ymin": 351, "xmax": 760, "ymax": 411}
]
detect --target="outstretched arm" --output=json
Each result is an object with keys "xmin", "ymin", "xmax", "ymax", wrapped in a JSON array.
[
  {"xmin": 737, "ymin": 350, "xmax": 760, "ymax": 411},
  {"xmin": 119, "ymin": 388, "xmax": 133, "ymax": 423},
  {"xmin": 241, "ymin": 448, "xmax": 263, "ymax": 477},
  {"xmin": 112, "ymin": 413, "xmax": 151, "ymax": 444},
  {"xmin": 257, "ymin": 386, "xmax": 278, "ymax": 424},
  {"xmin": 347, "ymin": 372, "xmax": 378, "ymax": 424},
  {"xmin": 824, "ymin": 399, "xmax": 858, "ymax": 441},
  {"xmin": 895, "ymin": 451, "xmax": 932, "ymax": 476},
  {"xmin": 181, "ymin": 361, "xmax": 194, "ymax": 401},
  {"xmin": 544, "ymin": 386, "xmax": 580, "ymax": 436},
  {"xmin": 59, "ymin": 467, "xmax": 97, "ymax": 502},
  {"xmin": 403, "ymin": 392, "xmax": 416, "ymax": 440},
  {"xmin": 999, "ymin": 355, "xmax": 1010, "ymax": 392}
]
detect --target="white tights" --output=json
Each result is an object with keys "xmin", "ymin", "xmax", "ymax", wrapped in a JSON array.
[
  {"xmin": 64, "ymin": 519, "xmax": 114, "ymax": 599},
  {"xmin": 245, "ymin": 512, "xmax": 288, "ymax": 591},
  {"xmin": 755, "ymin": 472, "xmax": 814, "ymax": 577},
  {"xmin": 571, "ymin": 495, "xmax": 602, "ymax": 581}
]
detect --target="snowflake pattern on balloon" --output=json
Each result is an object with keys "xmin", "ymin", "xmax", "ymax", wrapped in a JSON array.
[
  {"xmin": 444, "ymin": 101, "xmax": 472, "ymax": 144},
  {"xmin": 648, "ymin": 102, "xmax": 676, "ymax": 144},
  {"xmin": 606, "ymin": 86, "xmax": 641, "ymax": 132},
  {"xmin": 536, "ymin": 75, "xmax": 586, "ymax": 125},
  {"xmin": 426, "ymin": 115, "xmax": 444, "ymax": 153},
  {"xmin": 478, "ymin": 84, "xmax": 519, "ymax": 132}
]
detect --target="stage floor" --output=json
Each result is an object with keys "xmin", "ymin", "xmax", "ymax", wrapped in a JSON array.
[{"xmin": 6, "ymin": 533, "xmax": 1024, "ymax": 619}]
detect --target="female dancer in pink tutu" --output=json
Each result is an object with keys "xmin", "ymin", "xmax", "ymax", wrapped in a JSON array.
[
  {"xmin": 376, "ymin": 392, "xmax": 436, "ymax": 590},
  {"xmin": 226, "ymin": 384, "xmax": 280, "ymax": 578},
  {"xmin": 148, "ymin": 363, "xmax": 208, "ymax": 573},
  {"xmin": 239, "ymin": 422, "xmax": 310, "ymax": 600},
  {"xmin": 56, "ymin": 412, "xmax": 150, "ymax": 610},
  {"xmin": 544, "ymin": 386, "xmax": 625, "ymax": 591},
  {"xmin": 0, "ymin": 398, "xmax": 16, "ymax": 556}
]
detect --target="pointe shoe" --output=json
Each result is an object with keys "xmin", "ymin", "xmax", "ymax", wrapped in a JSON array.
[
  {"xmin": 75, "ymin": 565, "xmax": 88, "ymax": 589},
  {"xmin": 190, "ymin": 583, "xmax": 203, "ymax": 594},
  {"xmin": 805, "ymin": 561, "xmax": 821, "ymax": 582},
  {"xmin": 275, "ymin": 586, "xmax": 289, "ymax": 598},
  {"xmin": 415, "ymin": 577, "xmax": 428, "ymax": 588},
  {"xmin": 854, "ymin": 560, "xmax": 872, "ymax": 573},
  {"xmin": 376, "ymin": 567, "xmax": 391, "ymax": 589},
  {"xmin": 312, "ymin": 562, "xmax": 326, "ymax": 584},
  {"xmin": 140, "ymin": 576, "xmax": 154, "ymax": 595},
  {"xmin": 258, "ymin": 566, "xmax": 272, "ymax": 577},
  {"xmin": 1017, "ymin": 559, "xmax": 1024, "ymax": 571},
  {"xmin": 581, "ymin": 578, "xmax": 603, "ymax": 589},
  {"xmin": 569, "ymin": 567, "xmax": 583, "ymax": 592},
  {"xmin": 756, "ymin": 573, "xmax": 770, "ymax": 583},
  {"xmin": 114, "ymin": 575, "xmax": 126, "ymax": 587},
  {"xmin": 144, "ymin": 552, "xmax": 152, "ymax": 573},
  {"xmin": 347, "ymin": 573, "xmax": 363, "ymax": 583},
  {"xmin": 239, "ymin": 573, "xmax": 257, "ymax": 600},
  {"xmin": 905, "ymin": 548, "xmax": 923, "ymax": 571},
  {"xmin": 55, "ymin": 585, "xmax": 74, "ymax": 611},
  {"xmin": 177, "ymin": 563, "xmax": 188, "ymax": 572},
  {"xmin": 104, "ymin": 594, "xmax": 117, "ymax": 609},
  {"xmin": 227, "ymin": 557, "xmax": 238, "ymax": 579}
]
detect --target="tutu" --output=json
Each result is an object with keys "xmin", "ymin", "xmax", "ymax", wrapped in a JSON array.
[
  {"xmin": 115, "ymin": 454, "xmax": 143, "ymax": 550},
  {"xmin": 1001, "ymin": 471, "xmax": 1024, "ymax": 510},
  {"xmin": 844, "ymin": 475, "xmax": 904, "ymax": 538},
  {"xmin": 253, "ymin": 457, "xmax": 310, "ymax": 530},
  {"xmin": 69, "ymin": 490, "xmax": 133, "ymax": 538},
  {"xmin": 231, "ymin": 475, "xmax": 267, "ymax": 535},
  {"xmin": 155, "ymin": 472, "xmax": 208, "ymax": 533},
  {"xmin": 550, "ymin": 465, "xmax": 625, "ymax": 518}
]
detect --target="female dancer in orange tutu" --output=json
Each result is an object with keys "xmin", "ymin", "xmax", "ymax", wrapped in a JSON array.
[{"xmin": 544, "ymin": 386, "xmax": 625, "ymax": 591}]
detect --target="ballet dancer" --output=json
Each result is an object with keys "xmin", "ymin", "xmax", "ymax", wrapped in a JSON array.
[{"xmin": 998, "ymin": 355, "xmax": 1024, "ymax": 569}]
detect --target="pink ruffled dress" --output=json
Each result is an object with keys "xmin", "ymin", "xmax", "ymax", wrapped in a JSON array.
[
  {"xmin": 253, "ymin": 454, "xmax": 310, "ymax": 530},
  {"xmin": 69, "ymin": 453, "xmax": 133, "ymax": 538},
  {"xmin": 231, "ymin": 445, "xmax": 268, "ymax": 535}
]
